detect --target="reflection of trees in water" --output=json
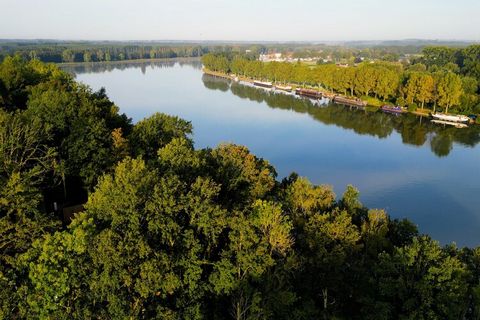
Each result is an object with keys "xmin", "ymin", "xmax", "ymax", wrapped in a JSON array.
[
  {"xmin": 201, "ymin": 74, "xmax": 231, "ymax": 92},
  {"xmin": 430, "ymin": 134, "xmax": 453, "ymax": 157},
  {"xmin": 203, "ymin": 74, "xmax": 480, "ymax": 157},
  {"xmin": 61, "ymin": 59, "xmax": 202, "ymax": 75}
]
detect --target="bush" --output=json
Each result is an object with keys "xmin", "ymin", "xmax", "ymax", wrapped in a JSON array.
[{"xmin": 407, "ymin": 104, "xmax": 418, "ymax": 112}]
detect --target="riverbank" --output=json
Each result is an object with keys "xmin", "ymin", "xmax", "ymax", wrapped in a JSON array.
[
  {"xmin": 58, "ymin": 56, "xmax": 201, "ymax": 67},
  {"xmin": 203, "ymin": 68, "xmax": 360, "ymax": 102},
  {"xmin": 203, "ymin": 68, "xmax": 478, "ymax": 124}
]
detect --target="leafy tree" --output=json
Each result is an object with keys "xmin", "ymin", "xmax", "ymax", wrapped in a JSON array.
[
  {"xmin": 285, "ymin": 176, "xmax": 335, "ymax": 220},
  {"xmin": 300, "ymin": 209, "xmax": 361, "ymax": 317},
  {"xmin": 62, "ymin": 49, "xmax": 75, "ymax": 63},
  {"xmin": 355, "ymin": 64, "xmax": 377, "ymax": 96},
  {"xmin": 416, "ymin": 73, "xmax": 435, "ymax": 109},
  {"xmin": 129, "ymin": 112, "xmax": 193, "ymax": 160},
  {"xmin": 375, "ymin": 237, "xmax": 468, "ymax": 319},
  {"xmin": 211, "ymin": 200, "xmax": 293, "ymax": 320},
  {"xmin": 0, "ymin": 110, "xmax": 60, "ymax": 318},
  {"xmin": 83, "ymin": 51, "xmax": 92, "ymax": 63},
  {"xmin": 375, "ymin": 67, "xmax": 399, "ymax": 101},
  {"xmin": 209, "ymin": 144, "xmax": 276, "ymax": 207},
  {"xmin": 436, "ymin": 72, "xmax": 463, "ymax": 113}
]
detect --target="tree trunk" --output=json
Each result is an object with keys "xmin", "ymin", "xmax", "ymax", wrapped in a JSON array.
[
  {"xmin": 322, "ymin": 288, "xmax": 328, "ymax": 320},
  {"xmin": 235, "ymin": 301, "xmax": 242, "ymax": 320}
]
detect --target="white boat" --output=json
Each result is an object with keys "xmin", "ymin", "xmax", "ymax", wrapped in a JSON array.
[
  {"xmin": 253, "ymin": 80, "xmax": 273, "ymax": 88},
  {"xmin": 274, "ymin": 86, "xmax": 294, "ymax": 96},
  {"xmin": 274, "ymin": 85, "xmax": 292, "ymax": 92},
  {"xmin": 431, "ymin": 119, "xmax": 468, "ymax": 128},
  {"xmin": 431, "ymin": 113, "xmax": 470, "ymax": 123}
]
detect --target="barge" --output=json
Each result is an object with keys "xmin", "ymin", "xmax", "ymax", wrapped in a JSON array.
[
  {"xmin": 381, "ymin": 105, "xmax": 404, "ymax": 114},
  {"xmin": 253, "ymin": 80, "xmax": 273, "ymax": 89},
  {"xmin": 275, "ymin": 85, "xmax": 293, "ymax": 92},
  {"xmin": 295, "ymin": 88, "xmax": 322, "ymax": 99},
  {"xmin": 333, "ymin": 95, "xmax": 367, "ymax": 107}
]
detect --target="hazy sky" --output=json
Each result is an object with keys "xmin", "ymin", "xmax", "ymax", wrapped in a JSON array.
[{"xmin": 0, "ymin": 0, "xmax": 479, "ymax": 41}]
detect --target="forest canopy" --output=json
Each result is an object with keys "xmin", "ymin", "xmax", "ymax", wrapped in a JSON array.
[{"xmin": 1, "ymin": 57, "xmax": 480, "ymax": 319}]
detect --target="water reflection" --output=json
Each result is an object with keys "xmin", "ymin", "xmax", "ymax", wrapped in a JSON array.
[
  {"xmin": 202, "ymin": 74, "xmax": 480, "ymax": 158},
  {"xmin": 62, "ymin": 58, "xmax": 202, "ymax": 75}
]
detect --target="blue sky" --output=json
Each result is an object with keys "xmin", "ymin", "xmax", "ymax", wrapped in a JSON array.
[{"xmin": 0, "ymin": 0, "xmax": 478, "ymax": 41}]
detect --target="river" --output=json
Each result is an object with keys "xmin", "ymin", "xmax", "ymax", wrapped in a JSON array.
[{"xmin": 61, "ymin": 59, "xmax": 480, "ymax": 247}]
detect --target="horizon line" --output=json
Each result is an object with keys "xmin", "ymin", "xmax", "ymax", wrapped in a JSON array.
[{"xmin": 1, "ymin": 38, "xmax": 479, "ymax": 44}]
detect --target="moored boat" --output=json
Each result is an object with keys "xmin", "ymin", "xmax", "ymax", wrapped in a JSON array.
[
  {"xmin": 322, "ymin": 92, "xmax": 336, "ymax": 100},
  {"xmin": 431, "ymin": 119, "xmax": 468, "ymax": 128},
  {"xmin": 333, "ymin": 95, "xmax": 367, "ymax": 107},
  {"xmin": 253, "ymin": 80, "xmax": 273, "ymax": 89},
  {"xmin": 381, "ymin": 105, "xmax": 404, "ymax": 114},
  {"xmin": 431, "ymin": 113, "xmax": 470, "ymax": 123},
  {"xmin": 275, "ymin": 85, "xmax": 292, "ymax": 92},
  {"xmin": 295, "ymin": 88, "xmax": 322, "ymax": 99}
]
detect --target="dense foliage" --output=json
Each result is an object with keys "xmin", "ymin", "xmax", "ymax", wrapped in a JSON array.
[
  {"xmin": 202, "ymin": 49, "xmax": 480, "ymax": 114},
  {"xmin": 2, "ymin": 58, "xmax": 480, "ymax": 319},
  {"xmin": 0, "ymin": 41, "xmax": 243, "ymax": 63}
]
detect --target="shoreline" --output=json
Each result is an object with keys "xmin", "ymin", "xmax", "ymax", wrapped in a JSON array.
[
  {"xmin": 203, "ymin": 68, "xmax": 477, "ymax": 124},
  {"xmin": 57, "ymin": 56, "xmax": 201, "ymax": 66}
]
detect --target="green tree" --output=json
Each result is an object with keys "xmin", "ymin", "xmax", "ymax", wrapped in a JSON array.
[
  {"xmin": 416, "ymin": 73, "xmax": 435, "ymax": 109},
  {"xmin": 62, "ymin": 49, "xmax": 75, "ymax": 63},
  {"xmin": 210, "ymin": 200, "xmax": 293, "ymax": 320},
  {"xmin": 129, "ymin": 112, "xmax": 193, "ymax": 160},
  {"xmin": 375, "ymin": 237, "xmax": 468, "ymax": 319},
  {"xmin": 0, "ymin": 110, "xmax": 60, "ymax": 318},
  {"xmin": 355, "ymin": 64, "xmax": 377, "ymax": 96},
  {"xmin": 436, "ymin": 72, "xmax": 463, "ymax": 113},
  {"xmin": 210, "ymin": 144, "xmax": 276, "ymax": 207},
  {"xmin": 301, "ymin": 210, "xmax": 361, "ymax": 317},
  {"xmin": 83, "ymin": 51, "xmax": 92, "ymax": 63}
]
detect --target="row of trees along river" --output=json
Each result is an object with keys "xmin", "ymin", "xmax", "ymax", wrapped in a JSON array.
[
  {"xmin": 201, "ymin": 46, "xmax": 480, "ymax": 116},
  {"xmin": 0, "ymin": 42, "xmax": 236, "ymax": 63},
  {"xmin": 2, "ymin": 56, "xmax": 480, "ymax": 319},
  {"xmin": 0, "ymin": 41, "xmax": 280, "ymax": 64},
  {"xmin": 202, "ymin": 73, "xmax": 480, "ymax": 157}
]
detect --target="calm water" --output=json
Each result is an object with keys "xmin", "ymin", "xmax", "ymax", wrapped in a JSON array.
[{"xmin": 62, "ymin": 60, "xmax": 480, "ymax": 247}]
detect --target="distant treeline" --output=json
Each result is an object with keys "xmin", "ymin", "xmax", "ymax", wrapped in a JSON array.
[
  {"xmin": 0, "ymin": 41, "xmax": 259, "ymax": 63},
  {"xmin": 202, "ymin": 46, "xmax": 480, "ymax": 114},
  {"xmin": 3, "ymin": 40, "xmax": 478, "ymax": 65}
]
